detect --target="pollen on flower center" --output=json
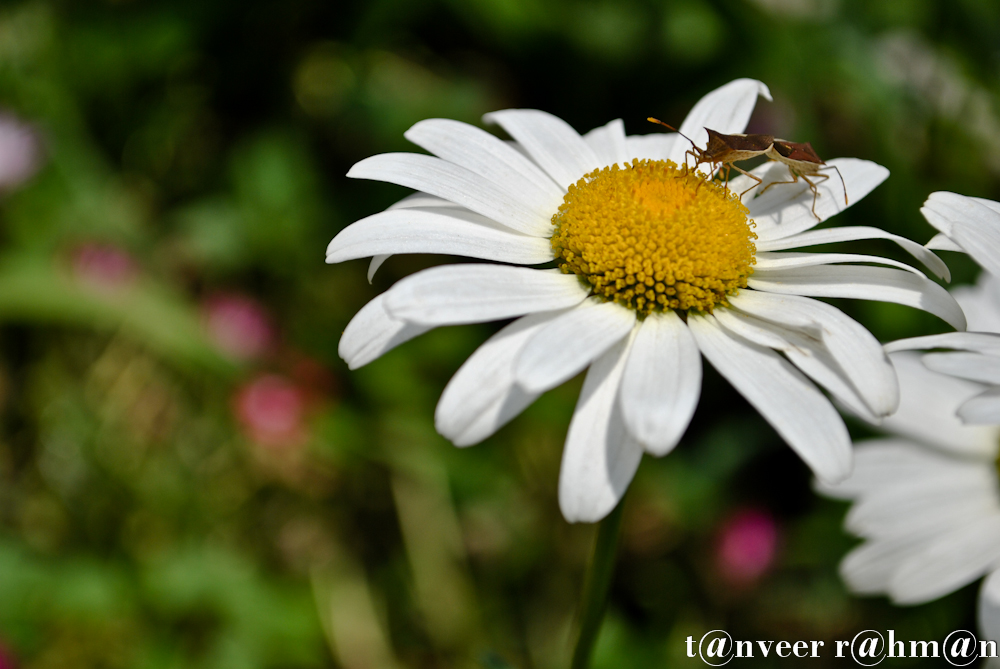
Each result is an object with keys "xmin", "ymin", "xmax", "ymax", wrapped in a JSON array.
[{"xmin": 550, "ymin": 158, "xmax": 757, "ymax": 314}]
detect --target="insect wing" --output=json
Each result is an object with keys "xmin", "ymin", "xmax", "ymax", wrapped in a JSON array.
[
  {"xmin": 772, "ymin": 140, "xmax": 824, "ymax": 164},
  {"xmin": 706, "ymin": 129, "xmax": 773, "ymax": 152}
]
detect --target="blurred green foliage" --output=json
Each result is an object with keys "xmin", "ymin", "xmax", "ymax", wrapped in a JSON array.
[{"xmin": 0, "ymin": 0, "xmax": 997, "ymax": 667}]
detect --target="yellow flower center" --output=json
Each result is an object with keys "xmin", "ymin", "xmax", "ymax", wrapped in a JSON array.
[{"xmin": 550, "ymin": 159, "xmax": 757, "ymax": 314}]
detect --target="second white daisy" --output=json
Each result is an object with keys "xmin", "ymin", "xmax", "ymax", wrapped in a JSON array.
[
  {"xmin": 819, "ymin": 194, "xmax": 1000, "ymax": 648},
  {"xmin": 329, "ymin": 78, "xmax": 964, "ymax": 522}
]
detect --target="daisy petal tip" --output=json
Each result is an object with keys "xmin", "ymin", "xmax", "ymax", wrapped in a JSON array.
[
  {"xmin": 882, "ymin": 339, "xmax": 912, "ymax": 354},
  {"xmin": 337, "ymin": 343, "xmax": 367, "ymax": 371},
  {"xmin": 641, "ymin": 437, "xmax": 681, "ymax": 458},
  {"xmin": 558, "ymin": 495, "xmax": 615, "ymax": 525},
  {"xmin": 367, "ymin": 255, "xmax": 390, "ymax": 284},
  {"xmin": 439, "ymin": 423, "xmax": 481, "ymax": 448},
  {"xmin": 811, "ymin": 456, "xmax": 853, "ymax": 488},
  {"xmin": 725, "ymin": 77, "xmax": 772, "ymax": 102},
  {"xmin": 324, "ymin": 246, "xmax": 344, "ymax": 264},
  {"xmin": 401, "ymin": 117, "xmax": 437, "ymax": 142},
  {"xmin": 837, "ymin": 558, "xmax": 877, "ymax": 595},
  {"xmin": 345, "ymin": 157, "xmax": 372, "ymax": 179},
  {"xmin": 753, "ymin": 79, "xmax": 773, "ymax": 102},
  {"xmin": 887, "ymin": 588, "xmax": 933, "ymax": 607},
  {"xmin": 480, "ymin": 109, "xmax": 510, "ymax": 126}
]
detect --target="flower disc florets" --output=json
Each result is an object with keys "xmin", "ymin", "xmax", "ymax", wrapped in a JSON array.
[{"xmin": 550, "ymin": 159, "xmax": 757, "ymax": 314}]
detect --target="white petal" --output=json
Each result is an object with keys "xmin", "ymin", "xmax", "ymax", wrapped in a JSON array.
[
  {"xmin": 450, "ymin": 394, "xmax": 537, "ymax": 446},
  {"xmin": 338, "ymin": 294, "xmax": 433, "ymax": 370},
  {"xmin": 625, "ymin": 133, "xmax": 678, "ymax": 161},
  {"xmin": 890, "ymin": 515, "xmax": 1000, "ymax": 604},
  {"xmin": 952, "ymin": 218, "xmax": 1000, "ymax": 278},
  {"xmin": 619, "ymin": 311, "xmax": 702, "ymax": 456},
  {"xmin": 926, "ymin": 232, "xmax": 965, "ymax": 252},
  {"xmin": 436, "ymin": 312, "xmax": 557, "ymax": 446},
  {"xmin": 747, "ymin": 264, "xmax": 967, "ymax": 331},
  {"xmin": 326, "ymin": 208, "xmax": 554, "ymax": 265},
  {"xmin": 815, "ymin": 438, "xmax": 910, "ymax": 500},
  {"xmin": 366, "ymin": 191, "xmax": 553, "ymax": 282},
  {"xmin": 368, "ymin": 255, "xmax": 390, "ymax": 283},
  {"xmin": 712, "ymin": 307, "xmax": 880, "ymax": 423},
  {"xmin": 388, "ymin": 192, "xmax": 465, "ymax": 210},
  {"xmin": 384, "ymin": 265, "xmax": 590, "ymax": 326},
  {"xmin": 821, "ymin": 439, "xmax": 994, "ymax": 503},
  {"xmin": 583, "ymin": 119, "xmax": 629, "ymax": 168},
  {"xmin": 729, "ymin": 291, "xmax": 899, "ymax": 417},
  {"xmin": 710, "ymin": 307, "xmax": 795, "ymax": 349},
  {"xmin": 756, "ymin": 225, "xmax": 950, "ymax": 281},
  {"xmin": 347, "ymin": 152, "xmax": 553, "ymax": 236},
  {"xmin": 953, "ymin": 275, "xmax": 1000, "ymax": 334},
  {"xmin": 558, "ymin": 332, "xmax": 643, "ymax": 523},
  {"xmin": 723, "ymin": 289, "xmax": 821, "ymax": 333},
  {"xmin": 921, "ymin": 193, "xmax": 1000, "ymax": 277},
  {"xmin": 667, "ymin": 78, "xmax": 772, "ymax": 165},
  {"xmin": 959, "ymin": 389, "xmax": 1000, "ymax": 424},
  {"xmin": 844, "ymin": 462, "xmax": 996, "ymax": 538},
  {"xmin": 515, "ymin": 300, "xmax": 636, "ymax": 394},
  {"xmin": 972, "ymin": 197, "xmax": 1000, "ymax": 216},
  {"xmin": 483, "ymin": 109, "xmax": 601, "ymax": 190},
  {"xmin": 922, "ymin": 351, "xmax": 1000, "ymax": 386},
  {"xmin": 754, "ymin": 251, "xmax": 927, "ymax": 277},
  {"xmin": 687, "ymin": 314, "xmax": 851, "ymax": 482},
  {"xmin": 404, "ymin": 117, "xmax": 564, "ymax": 209},
  {"xmin": 750, "ymin": 159, "xmax": 889, "ymax": 241},
  {"xmin": 851, "ymin": 496, "xmax": 997, "ymax": 542},
  {"xmin": 881, "ymin": 351, "xmax": 1000, "ymax": 458},
  {"xmin": 840, "ymin": 534, "xmax": 934, "ymax": 595},
  {"xmin": 979, "ymin": 570, "xmax": 1000, "ymax": 648},
  {"xmin": 885, "ymin": 331, "xmax": 1000, "ymax": 355}
]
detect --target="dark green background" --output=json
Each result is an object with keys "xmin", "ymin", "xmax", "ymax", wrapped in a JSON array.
[{"xmin": 0, "ymin": 0, "xmax": 995, "ymax": 666}]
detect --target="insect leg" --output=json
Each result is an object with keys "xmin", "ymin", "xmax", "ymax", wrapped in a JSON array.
[
  {"xmin": 758, "ymin": 169, "xmax": 800, "ymax": 195},
  {"xmin": 729, "ymin": 164, "xmax": 764, "ymax": 200},
  {"xmin": 684, "ymin": 148, "xmax": 700, "ymax": 172},
  {"xmin": 800, "ymin": 173, "xmax": 822, "ymax": 221},
  {"xmin": 820, "ymin": 164, "xmax": 849, "ymax": 205}
]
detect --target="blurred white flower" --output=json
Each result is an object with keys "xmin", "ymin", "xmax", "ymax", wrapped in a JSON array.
[
  {"xmin": 328, "ymin": 78, "xmax": 961, "ymax": 522},
  {"xmin": 0, "ymin": 112, "xmax": 41, "ymax": 190},
  {"xmin": 821, "ymin": 223, "xmax": 1000, "ymax": 645},
  {"xmin": 819, "ymin": 344, "xmax": 1000, "ymax": 604},
  {"xmin": 924, "ymin": 191, "xmax": 1000, "ymax": 280}
]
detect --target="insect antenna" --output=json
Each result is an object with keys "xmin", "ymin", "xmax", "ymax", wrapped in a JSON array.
[
  {"xmin": 646, "ymin": 118, "xmax": 698, "ymax": 147},
  {"xmin": 647, "ymin": 117, "xmax": 699, "ymax": 171}
]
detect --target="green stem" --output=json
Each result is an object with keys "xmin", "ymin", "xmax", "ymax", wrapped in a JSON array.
[{"xmin": 570, "ymin": 497, "xmax": 626, "ymax": 669}]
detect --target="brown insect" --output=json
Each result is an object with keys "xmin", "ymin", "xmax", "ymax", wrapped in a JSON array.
[
  {"xmin": 647, "ymin": 119, "xmax": 849, "ymax": 220},
  {"xmin": 760, "ymin": 139, "xmax": 848, "ymax": 220},
  {"xmin": 647, "ymin": 118, "xmax": 773, "ymax": 199}
]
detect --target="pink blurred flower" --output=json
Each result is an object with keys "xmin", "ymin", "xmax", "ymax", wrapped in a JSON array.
[
  {"xmin": 0, "ymin": 639, "xmax": 17, "ymax": 669},
  {"xmin": 71, "ymin": 243, "xmax": 137, "ymax": 290},
  {"xmin": 714, "ymin": 508, "xmax": 779, "ymax": 586},
  {"xmin": 0, "ymin": 113, "xmax": 41, "ymax": 191},
  {"xmin": 203, "ymin": 293, "xmax": 274, "ymax": 360},
  {"xmin": 234, "ymin": 374, "xmax": 307, "ymax": 448}
]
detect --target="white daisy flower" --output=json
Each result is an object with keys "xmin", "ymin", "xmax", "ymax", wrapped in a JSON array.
[
  {"xmin": 820, "ymin": 192, "xmax": 1000, "ymax": 646},
  {"xmin": 329, "ymin": 78, "xmax": 963, "ymax": 523},
  {"xmin": 923, "ymin": 190, "xmax": 1000, "ymax": 279}
]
